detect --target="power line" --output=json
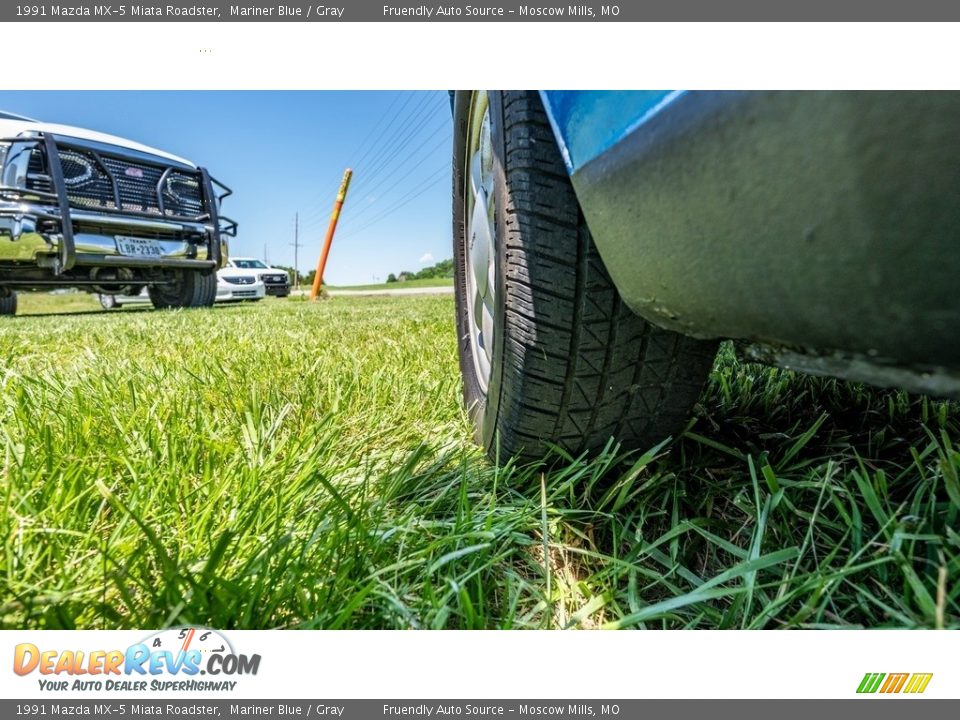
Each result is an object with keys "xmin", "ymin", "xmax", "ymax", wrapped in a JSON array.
[
  {"xmin": 300, "ymin": 123, "xmax": 441, "ymax": 232},
  {"xmin": 338, "ymin": 164, "xmax": 448, "ymax": 239},
  {"xmin": 341, "ymin": 130, "xmax": 451, "ymax": 226},
  {"xmin": 301, "ymin": 92, "xmax": 417, "ymax": 219},
  {"xmin": 352, "ymin": 91, "xmax": 417, "ymax": 171},
  {"xmin": 301, "ymin": 92, "xmax": 424, "ymax": 220},
  {"xmin": 350, "ymin": 115, "xmax": 449, "ymax": 204},
  {"xmin": 348, "ymin": 91, "xmax": 408, "ymax": 170},
  {"xmin": 354, "ymin": 92, "xmax": 443, "ymax": 186},
  {"xmin": 331, "ymin": 100, "xmax": 447, "ymax": 229},
  {"xmin": 296, "ymin": 92, "xmax": 450, "ymax": 257}
]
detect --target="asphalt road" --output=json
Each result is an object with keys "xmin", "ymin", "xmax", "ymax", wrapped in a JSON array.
[{"xmin": 301, "ymin": 286, "xmax": 454, "ymax": 297}]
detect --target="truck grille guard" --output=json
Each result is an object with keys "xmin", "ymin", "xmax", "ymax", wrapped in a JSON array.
[{"xmin": 0, "ymin": 131, "xmax": 237, "ymax": 273}]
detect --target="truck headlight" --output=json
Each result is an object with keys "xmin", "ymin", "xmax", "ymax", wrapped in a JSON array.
[
  {"xmin": 0, "ymin": 140, "xmax": 39, "ymax": 190},
  {"xmin": 0, "ymin": 141, "xmax": 12, "ymax": 185}
]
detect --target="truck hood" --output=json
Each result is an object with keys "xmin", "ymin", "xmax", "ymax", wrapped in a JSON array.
[
  {"xmin": 217, "ymin": 268, "xmax": 263, "ymax": 282},
  {"xmin": 220, "ymin": 267, "xmax": 262, "ymax": 278},
  {"xmin": 222, "ymin": 266, "xmax": 288, "ymax": 279},
  {"xmin": 0, "ymin": 118, "xmax": 195, "ymax": 168}
]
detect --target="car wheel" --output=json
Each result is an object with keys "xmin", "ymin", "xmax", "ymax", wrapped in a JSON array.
[
  {"xmin": 98, "ymin": 293, "xmax": 118, "ymax": 310},
  {"xmin": 0, "ymin": 291, "xmax": 17, "ymax": 316},
  {"xmin": 148, "ymin": 270, "xmax": 217, "ymax": 310},
  {"xmin": 453, "ymin": 90, "xmax": 718, "ymax": 462}
]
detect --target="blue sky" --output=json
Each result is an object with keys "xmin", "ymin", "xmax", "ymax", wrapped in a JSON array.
[{"xmin": 1, "ymin": 91, "xmax": 452, "ymax": 285}]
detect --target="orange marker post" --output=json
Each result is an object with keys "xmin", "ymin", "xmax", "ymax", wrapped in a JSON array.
[{"xmin": 310, "ymin": 168, "xmax": 353, "ymax": 300}]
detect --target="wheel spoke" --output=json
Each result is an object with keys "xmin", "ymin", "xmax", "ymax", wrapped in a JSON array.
[
  {"xmin": 469, "ymin": 171, "xmax": 492, "ymax": 299},
  {"xmin": 480, "ymin": 298, "xmax": 494, "ymax": 364},
  {"xmin": 475, "ymin": 335, "xmax": 491, "ymax": 381},
  {"xmin": 473, "ymin": 289, "xmax": 486, "ymax": 337},
  {"xmin": 479, "ymin": 110, "xmax": 494, "ymax": 197},
  {"xmin": 470, "ymin": 145, "xmax": 485, "ymax": 198},
  {"xmin": 464, "ymin": 92, "xmax": 497, "ymax": 394}
]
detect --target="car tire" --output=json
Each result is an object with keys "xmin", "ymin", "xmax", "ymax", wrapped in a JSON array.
[
  {"xmin": 148, "ymin": 270, "xmax": 217, "ymax": 310},
  {"xmin": 98, "ymin": 293, "xmax": 118, "ymax": 310},
  {"xmin": 0, "ymin": 292, "xmax": 17, "ymax": 316},
  {"xmin": 453, "ymin": 90, "xmax": 718, "ymax": 462}
]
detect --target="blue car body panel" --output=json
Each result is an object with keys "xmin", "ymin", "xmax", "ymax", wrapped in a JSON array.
[
  {"xmin": 539, "ymin": 90, "xmax": 684, "ymax": 173},
  {"xmin": 528, "ymin": 90, "xmax": 960, "ymax": 394}
]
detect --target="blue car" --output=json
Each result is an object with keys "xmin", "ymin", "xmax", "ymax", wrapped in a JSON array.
[{"xmin": 451, "ymin": 91, "xmax": 960, "ymax": 461}]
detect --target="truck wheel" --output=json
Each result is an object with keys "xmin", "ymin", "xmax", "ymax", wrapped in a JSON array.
[
  {"xmin": 98, "ymin": 294, "xmax": 118, "ymax": 310},
  {"xmin": 149, "ymin": 270, "xmax": 217, "ymax": 310},
  {"xmin": 0, "ymin": 292, "xmax": 17, "ymax": 316},
  {"xmin": 453, "ymin": 90, "xmax": 718, "ymax": 462}
]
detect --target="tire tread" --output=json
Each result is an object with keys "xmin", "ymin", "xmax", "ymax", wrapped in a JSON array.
[
  {"xmin": 0, "ymin": 293, "xmax": 17, "ymax": 316},
  {"xmin": 491, "ymin": 91, "xmax": 717, "ymax": 459}
]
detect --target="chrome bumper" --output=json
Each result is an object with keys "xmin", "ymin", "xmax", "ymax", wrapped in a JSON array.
[
  {"xmin": 0, "ymin": 202, "xmax": 213, "ymax": 267},
  {"xmin": 216, "ymin": 285, "xmax": 264, "ymax": 300}
]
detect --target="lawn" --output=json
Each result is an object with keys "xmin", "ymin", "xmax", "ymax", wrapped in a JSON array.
[
  {"xmin": 1, "ymin": 294, "xmax": 957, "ymax": 629},
  {"xmin": 15, "ymin": 291, "xmax": 105, "ymax": 315}
]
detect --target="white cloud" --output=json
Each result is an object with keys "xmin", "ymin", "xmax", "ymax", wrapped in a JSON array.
[{"xmin": 419, "ymin": 252, "xmax": 434, "ymax": 264}]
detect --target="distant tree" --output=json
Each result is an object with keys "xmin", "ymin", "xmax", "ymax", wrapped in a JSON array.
[
  {"xmin": 436, "ymin": 258, "xmax": 454, "ymax": 277},
  {"xmin": 385, "ymin": 259, "xmax": 454, "ymax": 283},
  {"xmin": 413, "ymin": 258, "xmax": 454, "ymax": 280}
]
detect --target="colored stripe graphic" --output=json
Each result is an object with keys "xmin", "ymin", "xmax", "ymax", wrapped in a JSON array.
[
  {"xmin": 881, "ymin": 673, "xmax": 909, "ymax": 693},
  {"xmin": 903, "ymin": 674, "xmax": 934, "ymax": 694},
  {"xmin": 857, "ymin": 672, "xmax": 932, "ymax": 694},
  {"xmin": 857, "ymin": 673, "xmax": 885, "ymax": 694}
]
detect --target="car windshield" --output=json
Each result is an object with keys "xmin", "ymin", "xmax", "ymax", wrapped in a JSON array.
[{"xmin": 233, "ymin": 260, "xmax": 267, "ymax": 269}]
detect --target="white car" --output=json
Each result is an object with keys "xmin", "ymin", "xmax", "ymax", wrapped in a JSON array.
[
  {"xmin": 215, "ymin": 268, "xmax": 266, "ymax": 302},
  {"xmin": 0, "ymin": 110, "xmax": 235, "ymax": 315},
  {"xmin": 222, "ymin": 257, "xmax": 291, "ymax": 297},
  {"xmin": 99, "ymin": 269, "xmax": 264, "ymax": 308}
]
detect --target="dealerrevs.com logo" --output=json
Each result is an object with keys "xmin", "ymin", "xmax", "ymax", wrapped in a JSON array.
[{"xmin": 13, "ymin": 627, "xmax": 260, "ymax": 692}]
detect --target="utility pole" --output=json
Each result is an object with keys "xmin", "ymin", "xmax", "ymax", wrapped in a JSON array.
[
  {"xmin": 290, "ymin": 212, "xmax": 302, "ymax": 291},
  {"xmin": 263, "ymin": 243, "xmax": 269, "ymax": 265}
]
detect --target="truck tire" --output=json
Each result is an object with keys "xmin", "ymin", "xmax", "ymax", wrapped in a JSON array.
[
  {"xmin": 0, "ymin": 292, "xmax": 16, "ymax": 316},
  {"xmin": 98, "ymin": 293, "xmax": 118, "ymax": 310},
  {"xmin": 453, "ymin": 90, "xmax": 718, "ymax": 462},
  {"xmin": 149, "ymin": 270, "xmax": 217, "ymax": 310}
]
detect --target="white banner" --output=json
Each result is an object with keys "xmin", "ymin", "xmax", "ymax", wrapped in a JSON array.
[{"xmin": 1, "ymin": 629, "xmax": 953, "ymax": 700}]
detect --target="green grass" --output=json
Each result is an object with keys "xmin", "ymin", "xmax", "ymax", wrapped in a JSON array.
[
  {"xmin": 327, "ymin": 277, "xmax": 454, "ymax": 292},
  {"xmin": 16, "ymin": 292, "xmax": 105, "ymax": 315},
  {"xmin": 1, "ymin": 294, "xmax": 958, "ymax": 629}
]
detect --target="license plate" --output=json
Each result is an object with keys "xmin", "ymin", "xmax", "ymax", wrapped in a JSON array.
[{"xmin": 115, "ymin": 236, "xmax": 164, "ymax": 257}]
